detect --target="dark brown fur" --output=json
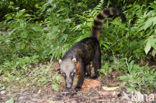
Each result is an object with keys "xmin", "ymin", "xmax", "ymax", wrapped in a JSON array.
[{"xmin": 59, "ymin": 8, "xmax": 126, "ymax": 90}]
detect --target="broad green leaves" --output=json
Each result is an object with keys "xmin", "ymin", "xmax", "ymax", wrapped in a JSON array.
[{"xmin": 144, "ymin": 35, "xmax": 156, "ymax": 56}]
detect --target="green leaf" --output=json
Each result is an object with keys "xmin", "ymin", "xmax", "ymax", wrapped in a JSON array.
[
  {"xmin": 5, "ymin": 98, "xmax": 14, "ymax": 103},
  {"xmin": 143, "ymin": 18, "xmax": 153, "ymax": 30},
  {"xmin": 144, "ymin": 40, "xmax": 151, "ymax": 54},
  {"xmin": 152, "ymin": 50, "xmax": 156, "ymax": 57},
  {"xmin": 16, "ymin": 9, "xmax": 26, "ymax": 18},
  {"xmin": 53, "ymin": 84, "xmax": 59, "ymax": 91},
  {"xmin": 128, "ymin": 60, "xmax": 134, "ymax": 72},
  {"xmin": 145, "ymin": 35, "xmax": 156, "ymax": 54},
  {"xmin": 118, "ymin": 75, "xmax": 130, "ymax": 81},
  {"xmin": 152, "ymin": 17, "xmax": 156, "ymax": 26}
]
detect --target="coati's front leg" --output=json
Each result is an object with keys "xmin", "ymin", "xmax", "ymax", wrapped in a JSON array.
[
  {"xmin": 92, "ymin": 47, "xmax": 101, "ymax": 79},
  {"xmin": 75, "ymin": 61, "xmax": 85, "ymax": 90}
]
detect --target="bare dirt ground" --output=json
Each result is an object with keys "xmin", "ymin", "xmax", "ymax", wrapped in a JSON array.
[
  {"xmin": 0, "ymin": 79, "xmax": 127, "ymax": 103},
  {"xmin": 0, "ymin": 63, "xmax": 156, "ymax": 103}
]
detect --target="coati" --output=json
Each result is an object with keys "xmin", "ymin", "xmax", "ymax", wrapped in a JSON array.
[{"xmin": 59, "ymin": 8, "xmax": 126, "ymax": 89}]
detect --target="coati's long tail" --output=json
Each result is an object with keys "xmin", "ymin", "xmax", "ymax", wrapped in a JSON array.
[{"xmin": 92, "ymin": 8, "xmax": 126, "ymax": 40}]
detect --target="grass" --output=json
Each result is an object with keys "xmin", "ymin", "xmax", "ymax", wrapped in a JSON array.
[{"xmin": 0, "ymin": 62, "xmax": 61, "ymax": 92}]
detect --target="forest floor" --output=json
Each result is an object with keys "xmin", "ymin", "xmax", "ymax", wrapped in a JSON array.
[{"xmin": 0, "ymin": 63, "xmax": 156, "ymax": 103}]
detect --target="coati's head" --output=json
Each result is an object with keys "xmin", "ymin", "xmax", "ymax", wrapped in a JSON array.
[{"xmin": 59, "ymin": 58, "xmax": 77, "ymax": 89}]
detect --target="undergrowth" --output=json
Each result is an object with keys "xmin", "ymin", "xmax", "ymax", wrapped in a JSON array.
[
  {"xmin": 0, "ymin": 62, "xmax": 61, "ymax": 91},
  {"xmin": 99, "ymin": 57, "xmax": 156, "ymax": 93}
]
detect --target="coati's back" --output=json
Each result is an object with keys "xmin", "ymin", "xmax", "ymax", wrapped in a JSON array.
[{"xmin": 63, "ymin": 37, "xmax": 99, "ymax": 63}]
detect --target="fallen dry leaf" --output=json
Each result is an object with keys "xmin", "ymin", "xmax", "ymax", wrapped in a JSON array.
[
  {"xmin": 38, "ymin": 89, "xmax": 41, "ymax": 94},
  {"xmin": 102, "ymin": 86, "xmax": 119, "ymax": 91},
  {"xmin": 81, "ymin": 79, "xmax": 101, "ymax": 90},
  {"xmin": 98, "ymin": 91, "xmax": 120, "ymax": 98}
]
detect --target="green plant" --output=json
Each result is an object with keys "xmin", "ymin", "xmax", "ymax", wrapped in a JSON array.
[
  {"xmin": 99, "ymin": 56, "xmax": 131, "ymax": 75},
  {"xmin": 144, "ymin": 35, "xmax": 156, "ymax": 57},
  {"xmin": 52, "ymin": 73, "xmax": 60, "ymax": 91},
  {"xmin": 5, "ymin": 98, "xmax": 14, "ymax": 103},
  {"xmin": 118, "ymin": 61, "xmax": 156, "ymax": 93},
  {"xmin": 99, "ymin": 57, "xmax": 156, "ymax": 93}
]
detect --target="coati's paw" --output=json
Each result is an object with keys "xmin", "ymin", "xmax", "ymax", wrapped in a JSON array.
[
  {"xmin": 91, "ymin": 72, "xmax": 99, "ymax": 79},
  {"xmin": 85, "ymin": 73, "xmax": 91, "ymax": 78},
  {"xmin": 91, "ymin": 75, "xmax": 99, "ymax": 79},
  {"xmin": 75, "ymin": 86, "xmax": 81, "ymax": 91}
]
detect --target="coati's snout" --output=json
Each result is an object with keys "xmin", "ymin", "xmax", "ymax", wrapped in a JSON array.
[
  {"xmin": 66, "ymin": 76, "xmax": 73, "ymax": 89},
  {"xmin": 59, "ymin": 58, "xmax": 76, "ymax": 89}
]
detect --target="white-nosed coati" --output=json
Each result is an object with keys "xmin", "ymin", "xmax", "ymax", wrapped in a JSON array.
[{"xmin": 59, "ymin": 8, "xmax": 126, "ymax": 90}]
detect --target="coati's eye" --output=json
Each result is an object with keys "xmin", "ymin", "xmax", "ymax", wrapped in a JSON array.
[
  {"xmin": 70, "ymin": 72, "xmax": 74, "ymax": 76},
  {"xmin": 62, "ymin": 72, "xmax": 66, "ymax": 77}
]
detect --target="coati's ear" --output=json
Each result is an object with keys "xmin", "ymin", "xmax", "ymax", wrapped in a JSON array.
[
  {"xmin": 72, "ymin": 58, "xmax": 77, "ymax": 63},
  {"xmin": 59, "ymin": 59, "xmax": 62, "ymax": 64}
]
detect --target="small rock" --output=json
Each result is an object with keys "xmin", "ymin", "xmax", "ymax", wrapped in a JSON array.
[
  {"xmin": 0, "ymin": 90, "xmax": 6, "ymax": 94},
  {"xmin": 71, "ymin": 100, "xmax": 78, "ymax": 103},
  {"xmin": 89, "ymin": 92, "xmax": 99, "ymax": 97}
]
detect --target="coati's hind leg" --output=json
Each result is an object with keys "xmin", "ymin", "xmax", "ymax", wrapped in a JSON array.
[
  {"xmin": 92, "ymin": 47, "xmax": 101, "ymax": 79},
  {"xmin": 75, "ymin": 61, "xmax": 85, "ymax": 90},
  {"xmin": 85, "ymin": 63, "xmax": 92, "ymax": 77}
]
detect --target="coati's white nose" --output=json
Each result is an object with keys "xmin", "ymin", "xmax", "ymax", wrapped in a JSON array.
[
  {"xmin": 66, "ymin": 83, "xmax": 72, "ymax": 88},
  {"xmin": 66, "ymin": 77, "xmax": 72, "ymax": 89}
]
